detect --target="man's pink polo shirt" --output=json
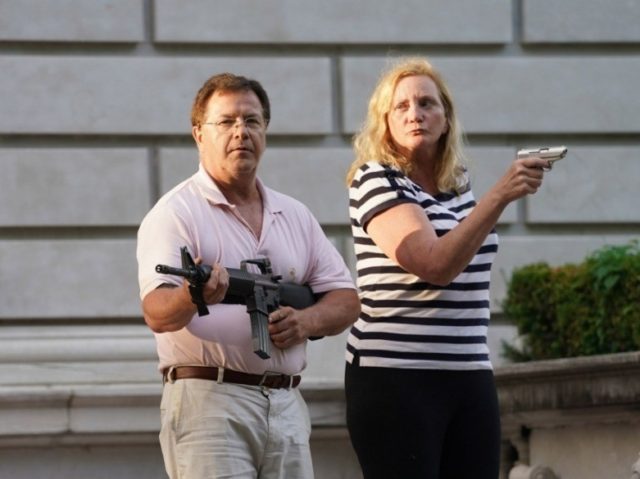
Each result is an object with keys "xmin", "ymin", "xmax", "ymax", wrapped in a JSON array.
[{"xmin": 137, "ymin": 163, "xmax": 355, "ymax": 375}]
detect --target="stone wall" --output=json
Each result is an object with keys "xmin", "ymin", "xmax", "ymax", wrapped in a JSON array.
[{"xmin": 1, "ymin": 1, "xmax": 639, "ymax": 477}]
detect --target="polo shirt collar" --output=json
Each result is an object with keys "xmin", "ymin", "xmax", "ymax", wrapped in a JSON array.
[{"xmin": 194, "ymin": 162, "xmax": 283, "ymax": 214}]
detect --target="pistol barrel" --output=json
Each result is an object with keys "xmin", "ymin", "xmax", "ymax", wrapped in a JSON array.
[{"xmin": 517, "ymin": 146, "xmax": 567, "ymax": 161}]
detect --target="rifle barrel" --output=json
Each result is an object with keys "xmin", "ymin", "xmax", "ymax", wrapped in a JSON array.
[
  {"xmin": 155, "ymin": 264, "xmax": 205, "ymax": 283},
  {"xmin": 156, "ymin": 264, "xmax": 188, "ymax": 276}
]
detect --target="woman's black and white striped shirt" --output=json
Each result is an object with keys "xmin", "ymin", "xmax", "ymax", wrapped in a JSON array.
[{"xmin": 346, "ymin": 161, "xmax": 499, "ymax": 371}]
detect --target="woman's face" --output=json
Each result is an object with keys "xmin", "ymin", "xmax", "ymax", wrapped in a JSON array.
[{"xmin": 387, "ymin": 74, "xmax": 449, "ymax": 160}]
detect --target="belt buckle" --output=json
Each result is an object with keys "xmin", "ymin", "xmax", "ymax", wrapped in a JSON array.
[{"xmin": 259, "ymin": 370, "xmax": 291, "ymax": 390}]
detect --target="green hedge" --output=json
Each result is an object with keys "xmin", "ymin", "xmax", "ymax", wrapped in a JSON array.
[{"xmin": 501, "ymin": 241, "xmax": 640, "ymax": 362}]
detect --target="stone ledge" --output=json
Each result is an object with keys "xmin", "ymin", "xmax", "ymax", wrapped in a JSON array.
[
  {"xmin": 0, "ymin": 427, "xmax": 351, "ymax": 450},
  {"xmin": 496, "ymin": 351, "xmax": 640, "ymax": 382},
  {"xmin": 3, "ymin": 357, "xmax": 637, "ymax": 478},
  {"xmin": 495, "ymin": 351, "xmax": 640, "ymax": 429},
  {"xmin": 4, "ymin": 354, "xmax": 638, "ymax": 447},
  {"xmin": 496, "ymin": 352, "xmax": 640, "ymax": 479},
  {"xmin": 0, "ymin": 381, "xmax": 347, "ymax": 442},
  {"xmin": 0, "ymin": 432, "xmax": 159, "ymax": 449},
  {"xmin": 0, "ymin": 384, "xmax": 161, "ymax": 437},
  {"xmin": 301, "ymin": 382, "xmax": 347, "ymax": 428}
]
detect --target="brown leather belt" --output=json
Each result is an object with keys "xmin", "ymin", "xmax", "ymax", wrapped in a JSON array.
[{"xmin": 162, "ymin": 366, "xmax": 301, "ymax": 389}]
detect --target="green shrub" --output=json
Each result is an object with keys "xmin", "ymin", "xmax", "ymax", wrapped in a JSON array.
[{"xmin": 501, "ymin": 241, "xmax": 640, "ymax": 362}]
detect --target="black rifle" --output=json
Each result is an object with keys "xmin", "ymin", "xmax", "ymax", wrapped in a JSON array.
[{"xmin": 155, "ymin": 247, "xmax": 316, "ymax": 359}]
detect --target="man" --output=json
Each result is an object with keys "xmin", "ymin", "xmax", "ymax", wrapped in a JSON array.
[{"xmin": 137, "ymin": 73, "xmax": 359, "ymax": 479}]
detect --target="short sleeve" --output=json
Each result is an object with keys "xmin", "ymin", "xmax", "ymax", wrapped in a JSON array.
[
  {"xmin": 304, "ymin": 211, "xmax": 356, "ymax": 294},
  {"xmin": 136, "ymin": 202, "xmax": 193, "ymax": 299},
  {"xmin": 349, "ymin": 162, "xmax": 419, "ymax": 231}
]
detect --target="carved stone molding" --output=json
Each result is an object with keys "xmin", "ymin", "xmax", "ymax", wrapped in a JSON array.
[
  {"xmin": 495, "ymin": 352, "xmax": 640, "ymax": 479},
  {"xmin": 509, "ymin": 464, "xmax": 558, "ymax": 479},
  {"xmin": 631, "ymin": 453, "xmax": 640, "ymax": 479}
]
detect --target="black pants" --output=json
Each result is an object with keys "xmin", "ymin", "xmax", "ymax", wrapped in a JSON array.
[{"xmin": 345, "ymin": 360, "xmax": 501, "ymax": 479}]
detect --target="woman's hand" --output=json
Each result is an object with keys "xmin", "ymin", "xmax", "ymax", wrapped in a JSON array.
[{"xmin": 490, "ymin": 156, "xmax": 550, "ymax": 204}]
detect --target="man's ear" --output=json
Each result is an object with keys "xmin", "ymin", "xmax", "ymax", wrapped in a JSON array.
[{"xmin": 192, "ymin": 125, "xmax": 202, "ymax": 148}]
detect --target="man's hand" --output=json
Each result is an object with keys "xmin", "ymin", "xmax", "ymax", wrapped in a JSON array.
[
  {"xmin": 268, "ymin": 288, "xmax": 360, "ymax": 350},
  {"xmin": 268, "ymin": 306, "xmax": 309, "ymax": 349},
  {"xmin": 194, "ymin": 258, "xmax": 229, "ymax": 305},
  {"xmin": 144, "ymin": 260, "xmax": 229, "ymax": 333}
]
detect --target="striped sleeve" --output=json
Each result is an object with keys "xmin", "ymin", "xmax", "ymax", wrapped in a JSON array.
[{"xmin": 349, "ymin": 162, "xmax": 419, "ymax": 232}]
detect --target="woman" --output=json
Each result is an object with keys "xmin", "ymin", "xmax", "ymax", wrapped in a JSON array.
[{"xmin": 344, "ymin": 57, "xmax": 550, "ymax": 479}]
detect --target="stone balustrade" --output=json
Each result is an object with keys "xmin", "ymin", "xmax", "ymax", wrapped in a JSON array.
[
  {"xmin": 496, "ymin": 352, "xmax": 640, "ymax": 479},
  {"xmin": 2, "ymin": 334, "xmax": 638, "ymax": 478}
]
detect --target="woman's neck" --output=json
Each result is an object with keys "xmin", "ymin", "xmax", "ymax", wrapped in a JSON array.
[{"xmin": 408, "ymin": 156, "xmax": 440, "ymax": 196}]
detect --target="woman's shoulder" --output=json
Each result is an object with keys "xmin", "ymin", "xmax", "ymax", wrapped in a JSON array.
[{"xmin": 352, "ymin": 161, "xmax": 406, "ymax": 184}]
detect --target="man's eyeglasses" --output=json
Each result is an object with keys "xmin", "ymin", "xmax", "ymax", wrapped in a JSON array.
[{"xmin": 202, "ymin": 116, "xmax": 264, "ymax": 133}]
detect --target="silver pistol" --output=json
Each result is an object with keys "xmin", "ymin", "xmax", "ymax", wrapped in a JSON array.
[{"xmin": 517, "ymin": 146, "xmax": 568, "ymax": 170}]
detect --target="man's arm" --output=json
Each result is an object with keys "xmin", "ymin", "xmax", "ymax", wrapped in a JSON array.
[
  {"xmin": 142, "ymin": 263, "xmax": 229, "ymax": 333},
  {"xmin": 142, "ymin": 283, "xmax": 197, "ymax": 333},
  {"xmin": 267, "ymin": 288, "xmax": 360, "ymax": 350}
]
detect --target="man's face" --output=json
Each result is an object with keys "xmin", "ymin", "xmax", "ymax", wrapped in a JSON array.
[{"xmin": 192, "ymin": 89, "xmax": 267, "ymax": 184}]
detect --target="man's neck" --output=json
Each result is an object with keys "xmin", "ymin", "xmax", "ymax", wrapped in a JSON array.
[
  {"xmin": 207, "ymin": 168, "xmax": 260, "ymax": 206},
  {"xmin": 214, "ymin": 176, "xmax": 264, "ymax": 239},
  {"xmin": 216, "ymin": 179, "xmax": 260, "ymax": 206}
]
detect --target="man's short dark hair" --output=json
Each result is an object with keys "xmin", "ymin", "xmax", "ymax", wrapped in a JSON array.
[{"xmin": 190, "ymin": 73, "xmax": 271, "ymax": 127}]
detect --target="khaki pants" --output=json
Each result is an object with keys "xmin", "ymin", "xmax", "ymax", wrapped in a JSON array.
[{"xmin": 159, "ymin": 378, "xmax": 314, "ymax": 479}]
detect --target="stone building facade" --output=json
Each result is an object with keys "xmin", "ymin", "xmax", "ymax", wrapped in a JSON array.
[{"xmin": 1, "ymin": 1, "xmax": 639, "ymax": 477}]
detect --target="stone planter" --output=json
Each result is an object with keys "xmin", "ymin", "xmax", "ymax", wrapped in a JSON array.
[{"xmin": 495, "ymin": 351, "xmax": 640, "ymax": 479}]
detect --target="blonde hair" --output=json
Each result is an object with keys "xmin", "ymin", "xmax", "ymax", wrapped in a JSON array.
[{"xmin": 346, "ymin": 57, "xmax": 467, "ymax": 192}]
